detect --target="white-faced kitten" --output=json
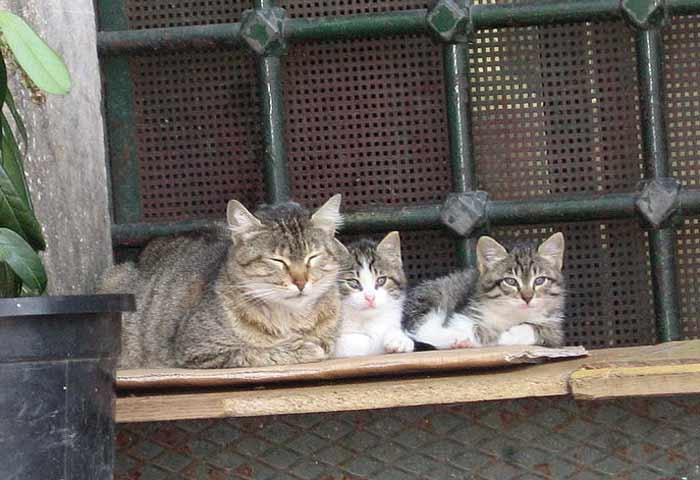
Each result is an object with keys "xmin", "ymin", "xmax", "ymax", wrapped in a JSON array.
[
  {"xmin": 402, "ymin": 233, "xmax": 566, "ymax": 348},
  {"xmin": 334, "ymin": 231, "xmax": 414, "ymax": 357}
]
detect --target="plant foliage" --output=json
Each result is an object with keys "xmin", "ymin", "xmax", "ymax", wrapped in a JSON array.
[{"xmin": 0, "ymin": 11, "xmax": 71, "ymax": 296}]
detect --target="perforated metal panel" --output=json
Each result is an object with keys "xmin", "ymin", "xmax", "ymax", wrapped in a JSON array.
[
  {"xmin": 665, "ymin": 15, "xmax": 700, "ymax": 340},
  {"xmin": 280, "ymin": 0, "xmax": 430, "ymax": 18},
  {"xmin": 283, "ymin": 36, "xmax": 451, "ymax": 211},
  {"xmin": 126, "ymin": 0, "xmax": 251, "ymax": 29},
  {"xmin": 129, "ymin": 49, "xmax": 263, "ymax": 222},
  {"xmin": 112, "ymin": 0, "xmax": 700, "ymax": 345}
]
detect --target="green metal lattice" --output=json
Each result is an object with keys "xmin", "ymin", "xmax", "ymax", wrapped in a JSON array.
[{"xmin": 97, "ymin": 0, "xmax": 700, "ymax": 343}]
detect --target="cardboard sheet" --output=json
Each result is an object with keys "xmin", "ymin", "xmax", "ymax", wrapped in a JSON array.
[{"xmin": 117, "ymin": 345, "xmax": 588, "ymax": 390}]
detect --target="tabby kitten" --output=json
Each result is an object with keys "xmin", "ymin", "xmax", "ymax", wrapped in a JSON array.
[
  {"xmin": 403, "ymin": 233, "xmax": 566, "ymax": 348},
  {"xmin": 334, "ymin": 231, "xmax": 414, "ymax": 357},
  {"xmin": 100, "ymin": 195, "xmax": 348, "ymax": 369}
]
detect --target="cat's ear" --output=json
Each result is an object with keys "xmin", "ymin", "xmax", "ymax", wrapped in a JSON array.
[
  {"xmin": 538, "ymin": 232, "xmax": 565, "ymax": 271},
  {"xmin": 311, "ymin": 194, "xmax": 343, "ymax": 234},
  {"xmin": 377, "ymin": 231, "xmax": 402, "ymax": 265},
  {"xmin": 476, "ymin": 236, "xmax": 508, "ymax": 274},
  {"xmin": 333, "ymin": 238, "xmax": 350, "ymax": 257},
  {"xmin": 226, "ymin": 199, "xmax": 262, "ymax": 239}
]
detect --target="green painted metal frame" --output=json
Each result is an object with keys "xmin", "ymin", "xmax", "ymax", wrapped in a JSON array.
[{"xmin": 97, "ymin": 0, "xmax": 700, "ymax": 343}]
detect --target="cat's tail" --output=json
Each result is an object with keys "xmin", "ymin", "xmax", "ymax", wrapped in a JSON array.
[{"xmin": 98, "ymin": 262, "xmax": 140, "ymax": 294}]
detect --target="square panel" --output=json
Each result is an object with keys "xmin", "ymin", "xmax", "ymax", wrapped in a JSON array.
[
  {"xmin": 283, "ymin": 36, "xmax": 452, "ymax": 211},
  {"xmin": 129, "ymin": 49, "xmax": 264, "ymax": 222},
  {"xmin": 471, "ymin": 21, "xmax": 643, "ymax": 200}
]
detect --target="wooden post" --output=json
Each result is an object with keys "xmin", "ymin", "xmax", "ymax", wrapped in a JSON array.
[{"xmin": 1, "ymin": 0, "xmax": 113, "ymax": 294}]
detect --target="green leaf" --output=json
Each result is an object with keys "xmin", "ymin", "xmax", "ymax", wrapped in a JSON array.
[
  {"xmin": 4, "ymin": 91, "xmax": 27, "ymax": 148},
  {"xmin": 0, "ymin": 227, "xmax": 46, "ymax": 293},
  {"xmin": 0, "ymin": 261, "xmax": 20, "ymax": 297},
  {"xmin": 1, "ymin": 114, "xmax": 31, "ymax": 210},
  {"xmin": 0, "ymin": 161, "xmax": 45, "ymax": 250},
  {"xmin": 0, "ymin": 51, "xmax": 6, "ymax": 106},
  {"xmin": 0, "ymin": 11, "xmax": 71, "ymax": 95}
]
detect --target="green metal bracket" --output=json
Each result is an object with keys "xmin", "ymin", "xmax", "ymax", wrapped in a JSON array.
[
  {"xmin": 426, "ymin": 0, "xmax": 472, "ymax": 43},
  {"xmin": 440, "ymin": 192, "xmax": 488, "ymax": 237},
  {"xmin": 635, "ymin": 178, "xmax": 681, "ymax": 229},
  {"xmin": 621, "ymin": 0, "xmax": 667, "ymax": 29},
  {"xmin": 240, "ymin": 7, "xmax": 287, "ymax": 56}
]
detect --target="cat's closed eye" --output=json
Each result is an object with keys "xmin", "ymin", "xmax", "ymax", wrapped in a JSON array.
[
  {"xmin": 306, "ymin": 253, "xmax": 322, "ymax": 266},
  {"xmin": 267, "ymin": 258, "xmax": 289, "ymax": 269}
]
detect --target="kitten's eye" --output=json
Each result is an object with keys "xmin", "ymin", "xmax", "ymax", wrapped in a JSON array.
[
  {"xmin": 375, "ymin": 276, "xmax": 387, "ymax": 288},
  {"xmin": 346, "ymin": 279, "xmax": 361, "ymax": 290},
  {"xmin": 534, "ymin": 276, "xmax": 547, "ymax": 286},
  {"xmin": 268, "ymin": 258, "xmax": 289, "ymax": 269},
  {"xmin": 502, "ymin": 277, "xmax": 519, "ymax": 287}
]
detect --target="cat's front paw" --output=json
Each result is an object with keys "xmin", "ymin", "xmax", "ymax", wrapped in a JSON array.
[
  {"xmin": 449, "ymin": 339, "xmax": 476, "ymax": 349},
  {"xmin": 498, "ymin": 324, "xmax": 537, "ymax": 346},
  {"xmin": 383, "ymin": 331, "xmax": 414, "ymax": 354},
  {"xmin": 296, "ymin": 341, "xmax": 327, "ymax": 362}
]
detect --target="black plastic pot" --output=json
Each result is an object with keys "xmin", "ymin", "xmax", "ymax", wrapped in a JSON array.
[{"xmin": 0, "ymin": 294, "xmax": 134, "ymax": 480}]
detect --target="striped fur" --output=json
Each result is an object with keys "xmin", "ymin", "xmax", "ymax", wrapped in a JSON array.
[
  {"xmin": 99, "ymin": 195, "xmax": 348, "ymax": 368},
  {"xmin": 403, "ymin": 233, "xmax": 567, "ymax": 348}
]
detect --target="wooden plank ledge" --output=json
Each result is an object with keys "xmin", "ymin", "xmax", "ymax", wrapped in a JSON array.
[
  {"xmin": 571, "ymin": 363, "xmax": 700, "ymax": 400},
  {"xmin": 116, "ymin": 340, "xmax": 700, "ymax": 423}
]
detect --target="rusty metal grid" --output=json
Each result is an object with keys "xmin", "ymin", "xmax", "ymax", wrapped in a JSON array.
[
  {"xmin": 665, "ymin": 15, "xmax": 700, "ymax": 340},
  {"xmin": 115, "ymin": 396, "xmax": 700, "ymax": 480}
]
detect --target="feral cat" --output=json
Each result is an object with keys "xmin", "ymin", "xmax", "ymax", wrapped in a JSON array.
[
  {"xmin": 99, "ymin": 195, "xmax": 349, "ymax": 369},
  {"xmin": 403, "ymin": 233, "xmax": 566, "ymax": 348},
  {"xmin": 334, "ymin": 231, "xmax": 414, "ymax": 357}
]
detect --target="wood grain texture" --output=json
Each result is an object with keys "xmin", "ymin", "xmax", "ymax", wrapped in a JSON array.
[
  {"xmin": 115, "ymin": 340, "xmax": 700, "ymax": 423},
  {"xmin": 571, "ymin": 363, "xmax": 700, "ymax": 400},
  {"xmin": 117, "ymin": 345, "xmax": 588, "ymax": 390}
]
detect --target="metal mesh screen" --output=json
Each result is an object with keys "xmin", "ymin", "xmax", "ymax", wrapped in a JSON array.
[
  {"xmin": 126, "ymin": 0, "xmax": 251, "ymax": 29},
  {"xmin": 129, "ymin": 50, "xmax": 264, "ymax": 221},
  {"xmin": 280, "ymin": 0, "xmax": 430, "ymax": 18},
  {"xmin": 116, "ymin": 1, "xmax": 700, "ymax": 345},
  {"xmin": 665, "ymin": 15, "xmax": 700, "ymax": 340}
]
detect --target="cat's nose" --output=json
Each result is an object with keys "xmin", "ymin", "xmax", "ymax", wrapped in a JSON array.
[
  {"xmin": 521, "ymin": 291, "xmax": 534, "ymax": 304},
  {"xmin": 292, "ymin": 278, "xmax": 307, "ymax": 292},
  {"xmin": 364, "ymin": 293, "xmax": 375, "ymax": 304}
]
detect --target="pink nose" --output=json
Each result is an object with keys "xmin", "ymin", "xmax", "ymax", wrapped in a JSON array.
[{"xmin": 364, "ymin": 293, "xmax": 375, "ymax": 305}]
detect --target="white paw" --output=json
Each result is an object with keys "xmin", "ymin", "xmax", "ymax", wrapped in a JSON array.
[
  {"xmin": 498, "ymin": 324, "xmax": 537, "ymax": 346},
  {"xmin": 383, "ymin": 331, "xmax": 414, "ymax": 354}
]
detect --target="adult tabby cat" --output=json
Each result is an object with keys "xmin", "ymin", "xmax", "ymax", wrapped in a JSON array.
[
  {"xmin": 334, "ymin": 231, "xmax": 414, "ymax": 357},
  {"xmin": 403, "ymin": 233, "xmax": 566, "ymax": 348},
  {"xmin": 100, "ymin": 195, "xmax": 348, "ymax": 368}
]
